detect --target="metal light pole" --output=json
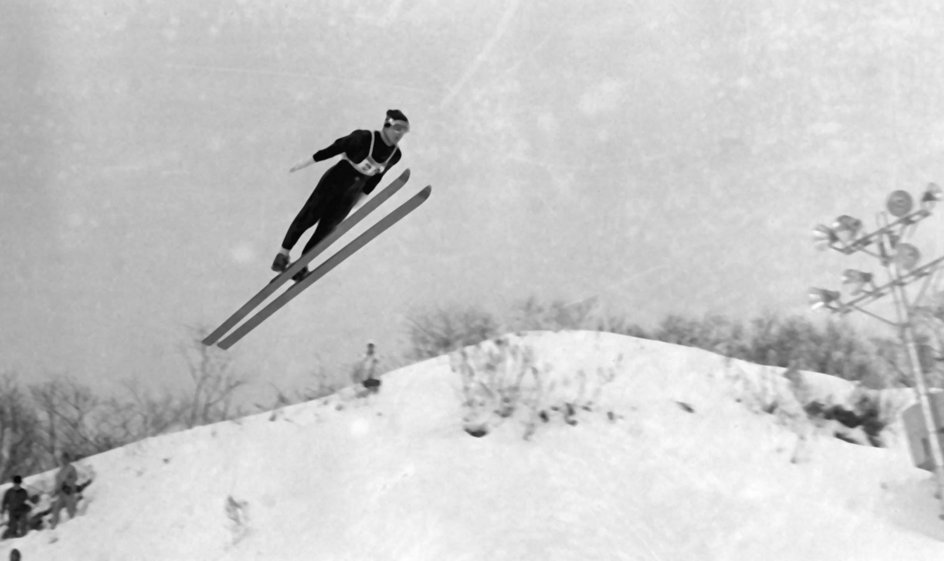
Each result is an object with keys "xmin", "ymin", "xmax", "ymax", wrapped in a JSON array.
[{"xmin": 809, "ymin": 184, "xmax": 944, "ymax": 519}]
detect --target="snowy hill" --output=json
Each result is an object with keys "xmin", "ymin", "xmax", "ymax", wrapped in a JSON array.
[{"xmin": 5, "ymin": 331, "xmax": 943, "ymax": 561}]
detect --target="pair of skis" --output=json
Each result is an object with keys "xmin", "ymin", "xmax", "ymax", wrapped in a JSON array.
[{"xmin": 203, "ymin": 169, "xmax": 430, "ymax": 349}]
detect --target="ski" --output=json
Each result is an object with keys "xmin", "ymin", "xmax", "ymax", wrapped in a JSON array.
[
  {"xmin": 202, "ymin": 169, "xmax": 411, "ymax": 346},
  {"xmin": 216, "ymin": 185, "xmax": 432, "ymax": 350}
]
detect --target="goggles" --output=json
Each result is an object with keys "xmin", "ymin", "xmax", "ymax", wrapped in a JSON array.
[{"xmin": 385, "ymin": 119, "xmax": 410, "ymax": 133}]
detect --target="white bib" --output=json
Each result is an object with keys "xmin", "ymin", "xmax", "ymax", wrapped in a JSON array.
[{"xmin": 342, "ymin": 132, "xmax": 397, "ymax": 177}]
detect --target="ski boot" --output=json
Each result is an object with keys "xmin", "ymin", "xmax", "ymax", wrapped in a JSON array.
[
  {"xmin": 292, "ymin": 266, "xmax": 309, "ymax": 282},
  {"xmin": 271, "ymin": 253, "xmax": 290, "ymax": 273}
]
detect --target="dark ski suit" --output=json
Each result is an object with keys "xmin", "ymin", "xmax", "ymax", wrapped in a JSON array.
[{"xmin": 281, "ymin": 130, "xmax": 402, "ymax": 255}]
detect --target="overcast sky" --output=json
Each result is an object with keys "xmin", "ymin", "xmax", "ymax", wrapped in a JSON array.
[{"xmin": 5, "ymin": 0, "xmax": 944, "ymax": 396}]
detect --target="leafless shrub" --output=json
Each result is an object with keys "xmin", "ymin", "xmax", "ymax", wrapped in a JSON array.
[
  {"xmin": 225, "ymin": 495, "xmax": 250, "ymax": 545},
  {"xmin": 406, "ymin": 305, "xmax": 499, "ymax": 360},
  {"xmin": 450, "ymin": 337, "xmax": 617, "ymax": 440}
]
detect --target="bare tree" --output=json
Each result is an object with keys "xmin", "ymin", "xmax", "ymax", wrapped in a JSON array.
[
  {"xmin": 29, "ymin": 376, "xmax": 104, "ymax": 462},
  {"xmin": 510, "ymin": 296, "xmax": 599, "ymax": 332},
  {"xmin": 181, "ymin": 327, "xmax": 248, "ymax": 428},
  {"xmin": 406, "ymin": 306, "xmax": 499, "ymax": 360},
  {"xmin": 97, "ymin": 379, "xmax": 188, "ymax": 445},
  {"xmin": 0, "ymin": 374, "xmax": 43, "ymax": 481}
]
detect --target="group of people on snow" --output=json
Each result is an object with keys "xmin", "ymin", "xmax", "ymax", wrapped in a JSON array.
[
  {"xmin": 1, "ymin": 452, "xmax": 87, "ymax": 541},
  {"xmin": 0, "ymin": 345, "xmax": 383, "ymax": 546},
  {"xmin": 0, "ymin": 344, "xmax": 379, "ymax": 545}
]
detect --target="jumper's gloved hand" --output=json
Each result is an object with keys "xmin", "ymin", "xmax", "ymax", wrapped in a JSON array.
[{"xmin": 289, "ymin": 156, "xmax": 315, "ymax": 173}]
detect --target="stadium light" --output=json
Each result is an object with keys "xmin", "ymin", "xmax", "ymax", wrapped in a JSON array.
[
  {"xmin": 811, "ymin": 183, "xmax": 944, "ymax": 521},
  {"xmin": 922, "ymin": 183, "xmax": 944, "ymax": 211},
  {"xmin": 895, "ymin": 243, "xmax": 922, "ymax": 271},
  {"xmin": 887, "ymin": 190, "xmax": 914, "ymax": 217},
  {"xmin": 808, "ymin": 288, "xmax": 842, "ymax": 311},
  {"xmin": 812, "ymin": 224, "xmax": 838, "ymax": 251},
  {"xmin": 841, "ymin": 269, "xmax": 875, "ymax": 295},
  {"xmin": 832, "ymin": 215, "xmax": 863, "ymax": 244}
]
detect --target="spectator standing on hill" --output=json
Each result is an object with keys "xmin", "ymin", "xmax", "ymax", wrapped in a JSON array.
[
  {"xmin": 352, "ymin": 342, "xmax": 382, "ymax": 393},
  {"xmin": 2, "ymin": 476, "xmax": 34, "ymax": 538},
  {"xmin": 50, "ymin": 453, "xmax": 78, "ymax": 529},
  {"xmin": 353, "ymin": 342, "xmax": 378, "ymax": 382}
]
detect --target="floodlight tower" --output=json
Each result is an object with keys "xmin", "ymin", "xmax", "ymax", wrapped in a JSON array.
[{"xmin": 809, "ymin": 183, "xmax": 944, "ymax": 519}]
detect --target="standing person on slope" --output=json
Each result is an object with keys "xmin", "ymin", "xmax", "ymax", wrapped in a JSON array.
[
  {"xmin": 49, "ymin": 452, "xmax": 78, "ymax": 529},
  {"xmin": 273, "ymin": 109, "xmax": 410, "ymax": 281}
]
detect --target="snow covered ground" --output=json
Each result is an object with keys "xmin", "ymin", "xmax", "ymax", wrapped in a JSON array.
[{"xmin": 4, "ymin": 331, "xmax": 943, "ymax": 561}]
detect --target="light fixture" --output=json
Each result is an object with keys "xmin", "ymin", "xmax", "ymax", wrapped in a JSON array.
[
  {"xmin": 812, "ymin": 224, "xmax": 838, "ymax": 251},
  {"xmin": 922, "ymin": 183, "xmax": 944, "ymax": 211},
  {"xmin": 887, "ymin": 190, "xmax": 914, "ymax": 217},
  {"xmin": 895, "ymin": 242, "xmax": 921, "ymax": 271},
  {"xmin": 841, "ymin": 269, "xmax": 874, "ymax": 295},
  {"xmin": 832, "ymin": 215, "xmax": 863, "ymax": 244},
  {"xmin": 808, "ymin": 287, "xmax": 842, "ymax": 311}
]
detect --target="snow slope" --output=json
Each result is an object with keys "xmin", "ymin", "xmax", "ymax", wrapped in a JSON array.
[{"xmin": 5, "ymin": 331, "xmax": 943, "ymax": 561}]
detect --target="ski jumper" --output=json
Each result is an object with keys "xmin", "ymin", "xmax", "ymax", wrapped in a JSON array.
[{"xmin": 281, "ymin": 130, "xmax": 402, "ymax": 255}]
